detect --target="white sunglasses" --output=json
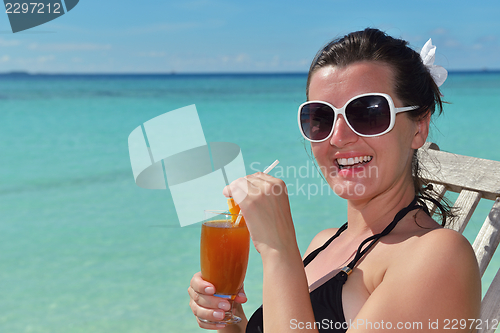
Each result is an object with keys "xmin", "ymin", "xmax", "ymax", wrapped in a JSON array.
[{"xmin": 298, "ymin": 93, "xmax": 419, "ymax": 142}]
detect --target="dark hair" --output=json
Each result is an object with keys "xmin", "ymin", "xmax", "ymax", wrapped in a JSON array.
[{"xmin": 306, "ymin": 28, "xmax": 453, "ymax": 226}]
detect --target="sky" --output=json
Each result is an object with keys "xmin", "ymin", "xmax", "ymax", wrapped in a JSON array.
[{"xmin": 0, "ymin": 0, "xmax": 499, "ymax": 73}]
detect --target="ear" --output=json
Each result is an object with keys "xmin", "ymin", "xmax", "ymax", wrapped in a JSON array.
[{"xmin": 411, "ymin": 111, "xmax": 431, "ymax": 149}]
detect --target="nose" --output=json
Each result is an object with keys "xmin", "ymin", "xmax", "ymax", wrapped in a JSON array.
[{"xmin": 329, "ymin": 115, "xmax": 359, "ymax": 147}]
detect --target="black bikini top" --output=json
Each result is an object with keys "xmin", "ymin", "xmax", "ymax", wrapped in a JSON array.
[{"xmin": 246, "ymin": 197, "xmax": 426, "ymax": 333}]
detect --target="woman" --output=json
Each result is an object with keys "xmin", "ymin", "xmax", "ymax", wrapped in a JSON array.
[{"xmin": 188, "ymin": 28, "xmax": 481, "ymax": 332}]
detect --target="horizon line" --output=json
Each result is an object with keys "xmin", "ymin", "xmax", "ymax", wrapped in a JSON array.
[{"xmin": 1, "ymin": 69, "xmax": 500, "ymax": 76}]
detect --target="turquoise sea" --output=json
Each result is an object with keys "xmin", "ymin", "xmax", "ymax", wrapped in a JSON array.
[{"xmin": 1, "ymin": 72, "xmax": 499, "ymax": 332}]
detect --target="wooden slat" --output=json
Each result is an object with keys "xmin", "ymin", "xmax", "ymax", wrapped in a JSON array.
[
  {"xmin": 449, "ymin": 189, "xmax": 482, "ymax": 233},
  {"xmin": 479, "ymin": 266, "xmax": 500, "ymax": 333},
  {"xmin": 418, "ymin": 145, "xmax": 500, "ymax": 200},
  {"xmin": 427, "ymin": 183, "xmax": 447, "ymax": 217},
  {"xmin": 421, "ymin": 141, "xmax": 439, "ymax": 151},
  {"xmin": 472, "ymin": 197, "xmax": 500, "ymax": 277}
]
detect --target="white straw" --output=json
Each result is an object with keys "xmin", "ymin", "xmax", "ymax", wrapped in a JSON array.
[
  {"xmin": 263, "ymin": 159, "xmax": 280, "ymax": 174},
  {"xmin": 235, "ymin": 160, "xmax": 279, "ymax": 226}
]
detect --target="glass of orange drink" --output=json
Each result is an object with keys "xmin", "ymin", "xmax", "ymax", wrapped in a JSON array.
[{"xmin": 199, "ymin": 210, "xmax": 250, "ymax": 324}]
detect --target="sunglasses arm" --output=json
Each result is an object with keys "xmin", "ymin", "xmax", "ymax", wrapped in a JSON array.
[{"xmin": 395, "ymin": 105, "xmax": 419, "ymax": 114}]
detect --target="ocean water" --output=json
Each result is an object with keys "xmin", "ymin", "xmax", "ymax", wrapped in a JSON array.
[{"xmin": 1, "ymin": 72, "xmax": 499, "ymax": 333}]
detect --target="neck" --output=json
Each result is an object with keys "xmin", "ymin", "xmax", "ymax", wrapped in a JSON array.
[{"xmin": 345, "ymin": 182, "xmax": 416, "ymax": 236}]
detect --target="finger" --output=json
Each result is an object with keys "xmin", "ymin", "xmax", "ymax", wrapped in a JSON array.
[
  {"xmin": 227, "ymin": 177, "xmax": 249, "ymax": 205},
  {"xmin": 244, "ymin": 173, "xmax": 286, "ymax": 198},
  {"xmin": 190, "ymin": 272, "xmax": 215, "ymax": 295},
  {"xmin": 248, "ymin": 171, "xmax": 274, "ymax": 180},
  {"xmin": 189, "ymin": 298, "xmax": 227, "ymax": 330},
  {"xmin": 187, "ymin": 286, "xmax": 233, "ymax": 312},
  {"xmin": 222, "ymin": 184, "xmax": 232, "ymax": 198},
  {"xmin": 197, "ymin": 318, "xmax": 226, "ymax": 330},
  {"xmin": 234, "ymin": 286, "xmax": 247, "ymax": 304},
  {"xmin": 250, "ymin": 172, "xmax": 284, "ymax": 186}
]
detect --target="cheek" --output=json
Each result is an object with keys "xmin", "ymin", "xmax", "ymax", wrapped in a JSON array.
[
  {"xmin": 396, "ymin": 116, "xmax": 419, "ymax": 142},
  {"xmin": 311, "ymin": 143, "xmax": 329, "ymax": 165},
  {"xmin": 311, "ymin": 143, "xmax": 320, "ymax": 158},
  {"xmin": 380, "ymin": 130, "xmax": 416, "ymax": 174}
]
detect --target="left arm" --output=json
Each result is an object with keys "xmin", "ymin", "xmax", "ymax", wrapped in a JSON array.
[{"xmin": 348, "ymin": 228, "xmax": 481, "ymax": 332}]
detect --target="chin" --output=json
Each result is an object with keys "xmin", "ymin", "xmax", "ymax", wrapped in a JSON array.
[{"xmin": 327, "ymin": 180, "xmax": 370, "ymax": 200}]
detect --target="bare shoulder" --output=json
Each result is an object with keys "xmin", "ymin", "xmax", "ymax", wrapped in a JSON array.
[
  {"xmin": 413, "ymin": 227, "xmax": 477, "ymax": 263},
  {"xmin": 393, "ymin": 226, "xmax": 479, "ymax": 277},
  {"xmin": 302, "ymin": 227, "xmax": 339, "ymax": 259},
  {"xmin": 372, "ymin": 227, "xmax": 482, "ymax": 323},
  {"xmin": 394, "ymin": 227, "xmax": 480, "ymax": 309}
]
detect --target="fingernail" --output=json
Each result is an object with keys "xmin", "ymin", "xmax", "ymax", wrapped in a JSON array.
[
  {"xmin": 238, "ymin": 292, "xmax": 246, "ymax": 298},
  {"xmin": 204, "ymin": 286, "xmax": 215, "ymax": 294},
  {"xmin": 216, "ymin": 324, "xmax": 226, "ymax": 328},
  {"xmin": 213, "ymin": 310, "xmax": 225, "ymax": 320},
  {"xmin": 218, "ymin": 302, "xmax": 230, "ymax": 311}
]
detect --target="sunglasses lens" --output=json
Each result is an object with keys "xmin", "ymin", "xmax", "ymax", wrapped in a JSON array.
[
  {"xmin": 345, "ymin": 95, "xmax": 391, "ymax": 135},
  {"xmin": 300, "ymin": 103, "xmax": 334, "ymax": 141}
]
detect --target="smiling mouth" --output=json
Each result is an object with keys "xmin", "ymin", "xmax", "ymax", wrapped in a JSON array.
[{"xmin": 336, "ymin": 156, "xmax": 373, "ymax": 170}]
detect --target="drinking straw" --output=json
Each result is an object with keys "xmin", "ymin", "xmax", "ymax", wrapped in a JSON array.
[
  {"xmin": 235, "ymin": 160, "xmax": 279, "ymax": 226},
  {"xmin": 263, "ymin": 159, "xmax": 280, "ymax": 174}
]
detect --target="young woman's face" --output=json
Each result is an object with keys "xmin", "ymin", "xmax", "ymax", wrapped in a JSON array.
[{"xmin": 308, "ymin": 61, "xmax": 428, "ymax": 201}]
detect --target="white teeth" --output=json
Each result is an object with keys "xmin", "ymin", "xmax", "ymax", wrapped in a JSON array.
[{"xmin": 337, "ymin": 155, "xmax": 372, "ymax": 167}]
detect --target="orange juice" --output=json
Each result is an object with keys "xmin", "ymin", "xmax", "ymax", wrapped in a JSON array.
[{"xmin": 200, "ymin": 221, "xmax": 250, "ymax": 295}]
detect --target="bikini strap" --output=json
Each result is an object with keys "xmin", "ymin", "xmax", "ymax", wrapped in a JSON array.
[
  {"xmin": 341, "ymin": 197, "xmax": 423, "ymax": 276},
  {"xmin": 303, "ymin": 222, "xmax": 348, "ymax": 267}
]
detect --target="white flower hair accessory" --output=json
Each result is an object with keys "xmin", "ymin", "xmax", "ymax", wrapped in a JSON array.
[{"xmin": 420, "ymin": 38, "xmax": 448, "ymax": 87}]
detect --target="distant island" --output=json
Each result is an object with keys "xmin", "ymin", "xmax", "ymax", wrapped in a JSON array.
[{"xmin": 0, "ymin": 71, "xmax": 31, "ymax": 76}]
